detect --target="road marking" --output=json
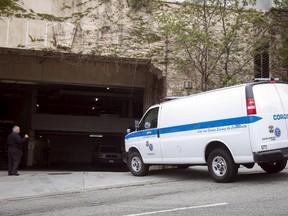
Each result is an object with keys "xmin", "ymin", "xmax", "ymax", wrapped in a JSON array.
[{"xmin": 124, "ymin": 202, "xmax": 228, "ymax": 216}]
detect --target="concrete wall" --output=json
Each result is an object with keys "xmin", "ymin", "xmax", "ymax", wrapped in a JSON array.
[
  {"xmin": 0, "ymin": 53, "xmax": 150, "ymax": 89},
  {"xmin": 0, "ymin": 17, "xmax": 53, "ymax": 49}
]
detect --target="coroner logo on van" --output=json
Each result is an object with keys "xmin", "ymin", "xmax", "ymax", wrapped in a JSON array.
[
  {"xmin": 273, "ymin": 114, "xmax": 288, "ymax": 120},
  {"xmin": 275, "ymin": 127, "xmax": 281, "ymax": 138}
]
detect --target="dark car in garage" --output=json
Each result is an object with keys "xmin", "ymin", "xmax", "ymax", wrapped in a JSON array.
[{"xmin": 98, "ymin": 145, "xmax": 123, "ymax": 164}]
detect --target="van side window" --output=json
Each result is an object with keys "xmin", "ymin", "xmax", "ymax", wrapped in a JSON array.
[{"xmin": 139, "ymin": 107, "xmax": 159, "ymax": 130}]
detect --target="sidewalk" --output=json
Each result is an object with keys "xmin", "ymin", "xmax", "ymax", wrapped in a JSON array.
[
  {"xmin": 0, "ymin": 167, "xmax": 188, "ymax": 201},
  {"xmin": 0, "ymin": 165, "xmax": 267, "ymax": 201}
]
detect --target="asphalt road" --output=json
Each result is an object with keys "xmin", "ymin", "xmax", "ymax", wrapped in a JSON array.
[{"xmin": 1, "ymin": 166, "xmax": 288, "ymax": 216}]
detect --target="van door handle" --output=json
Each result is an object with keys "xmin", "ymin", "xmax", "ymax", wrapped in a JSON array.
[{"xmin": 157, "ymin": 129, "xmax": 160, "ymax": 138}]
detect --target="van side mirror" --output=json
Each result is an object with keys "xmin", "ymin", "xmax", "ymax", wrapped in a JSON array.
[
  {"xmin": 126, "ymin": 120, "xmax": 140, "ymax": 134},
  {"xmin": 135, "ymin": 120, "xmax": 140, "ymax": 129}
]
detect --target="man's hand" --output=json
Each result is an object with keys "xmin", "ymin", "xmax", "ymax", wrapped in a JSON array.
[{"xmin": 24, "ymin": 134, "xmax": 29, "ymax": 139}]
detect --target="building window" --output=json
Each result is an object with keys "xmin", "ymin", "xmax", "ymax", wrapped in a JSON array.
[{"xmin": 254, "ymin": 44, "xmax": 269, "ymax": 78}]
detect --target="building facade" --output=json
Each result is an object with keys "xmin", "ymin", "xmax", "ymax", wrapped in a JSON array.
[{"xmin": 0, "ymin": 0, "xmax": 285, "ymax": 168}]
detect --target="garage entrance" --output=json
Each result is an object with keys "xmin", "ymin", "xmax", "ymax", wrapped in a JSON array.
[{"xmin": 0, "ymin": 48, "xmax": 165, "ymax": 169}]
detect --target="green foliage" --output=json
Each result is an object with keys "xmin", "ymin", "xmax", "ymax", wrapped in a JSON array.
[
  {"xmin": 90, "ymin": 46, "xmax": 102, "ymax": 56},
  {"xmin": 277, "ymin": 34, "xmax": 288, "ymax": 80},
  {"xmin": 157, "ymin": 0, "xmax": 271, "ymax": 91},
  {"xmin": 0, "ymin": 0, "xmax": 26, "ymax": 15},
  {"xmin": 278, "ymin": 36, "xmax": 288, "ymax": 71},
  {"xmin": 99, "ymin": 0, "xmax": 111, "ymax": 3},
  {"xmin": 273, "ymin": 0, "xmax": 288, "ymax": 8},
  {"xmin": 127, "ymin": 0, "xmax": 156, "ymax": 11},
  {"xmin": 41, "ymin": 47, "xmax": 56, "ymax": 54},
  {"xmin": 29, "ymin": 35, "xmax": 44, "ymax": 42},
  {"xmin": 0, "ymin": 0, "xmax": 14, "ymax": 10},
  {"xmin": 131, "ymin": 20, "xmax": 161, "ymax": 43},
  {"xmin": 37, "ymin": 13, "xmax": 66, "ymax": 22}
]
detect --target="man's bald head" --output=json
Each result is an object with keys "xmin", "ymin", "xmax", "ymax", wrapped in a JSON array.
[{"xmin": 12, "ymin": 126, "xmax": 20, "ymax": 134}]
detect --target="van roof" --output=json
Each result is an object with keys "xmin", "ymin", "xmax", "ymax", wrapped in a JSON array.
[
  {"xmin": 159, "ymin": 81, "xmax": 287, "ymax": 106},
  {"xmin": 160, "ymin": 83, "xmax": 247, "ymax": 106}
]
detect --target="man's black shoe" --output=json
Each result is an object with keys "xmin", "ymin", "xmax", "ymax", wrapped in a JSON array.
[{"xmin": 9, "ymin": 173, "xmax": 20, "ymax": 176}]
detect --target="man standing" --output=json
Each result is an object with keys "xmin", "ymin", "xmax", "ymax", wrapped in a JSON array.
[{"xmin": 7, "ymin": 126, "xmax": 29, "ymax": 176}]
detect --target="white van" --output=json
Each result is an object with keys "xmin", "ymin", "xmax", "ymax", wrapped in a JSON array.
[{"xmin": 124, "ymin": 80, "xmax": 288, "ymax": 182}]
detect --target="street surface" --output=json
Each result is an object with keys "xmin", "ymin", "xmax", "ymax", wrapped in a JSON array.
[{"xmin": 1, "ymin": 166, "xmax": 288, "ymax": 216}]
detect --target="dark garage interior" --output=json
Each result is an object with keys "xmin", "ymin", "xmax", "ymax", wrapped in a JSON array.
[{"xmin": 0, "ymin": 82, "xmax": 144, "ymax": 170}]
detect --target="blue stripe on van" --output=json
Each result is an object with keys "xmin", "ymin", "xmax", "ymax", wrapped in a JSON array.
[{"xmin": 125, "ymin": 116, "xmax": 262, "ymax": 140}]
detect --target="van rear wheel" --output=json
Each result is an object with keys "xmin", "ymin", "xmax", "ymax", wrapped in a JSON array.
[
  {"xmin": 128, "ymin": 151, "xmax": 149, "ymax": 176},
  {"xmin": 208, "ymin": 149, "xmax": 238, "ymax": 183},
  {"xmin": 259, "ymin": 160, "xmax": 287, "ymax": 174}
]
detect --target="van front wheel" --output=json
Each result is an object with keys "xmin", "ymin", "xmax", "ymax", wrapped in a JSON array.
[
  {"xmin": 259, "ymin": 160, "xmax": 287, "ymax": 174},
  {"xmin": 128, "ymin": 151, "xmax": 149, "ymax": 176},
  {"xmin": 208, "ymin": 149, "xmax": 238, "ymax": 183}
]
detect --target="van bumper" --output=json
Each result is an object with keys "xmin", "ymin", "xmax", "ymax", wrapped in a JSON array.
[{"xmin": 253, "ymin": 148, "xmax": 288, "ymax": 163}]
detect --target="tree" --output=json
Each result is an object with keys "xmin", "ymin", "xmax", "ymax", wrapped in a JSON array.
[
  {"xmin": 157, "ymin": 0, "xmax": 271, "ymax": 91},
  {"xmin": 0, "ymin": 0, "xmax": 14, "ymax": 13},
  {"xmin": 270, "ymin": 1, "xmax": 288, "ymax": 81}
]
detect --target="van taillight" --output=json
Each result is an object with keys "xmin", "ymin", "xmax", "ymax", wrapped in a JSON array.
[{"xmin": 246, "ymin": 98, "xmax": 257, "ymax": 115}]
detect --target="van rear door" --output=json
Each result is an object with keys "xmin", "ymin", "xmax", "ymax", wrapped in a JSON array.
[
  {"xmin": 249, "ymin": 83, "xmax": 288, "ymax": 153},
  {"xmin": 275, "ymin": 83, "xmax": 288, "ymax": 128}
]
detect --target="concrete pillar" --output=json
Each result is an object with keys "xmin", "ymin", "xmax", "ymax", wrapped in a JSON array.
[
  {"xmin": 128, "ymin": 98, "xmax": 133, "ymax": 118},
  {"xmin": 27, "ymin": 89, "xmax": 37, "ymax": 166},
  {"xmin": 27, "ymin": 130, "xmax": 35, "ymax": 166}
]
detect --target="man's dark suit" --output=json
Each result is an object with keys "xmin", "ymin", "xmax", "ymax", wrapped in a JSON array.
[{"xmin": 7, "ymin": 131, "xmax": 27, "ymax": 175}]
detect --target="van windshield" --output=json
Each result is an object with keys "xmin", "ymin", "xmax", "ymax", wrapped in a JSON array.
[{"xmin": 139, "ymin": 107, "xmax": 159, "ymax": 130}]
